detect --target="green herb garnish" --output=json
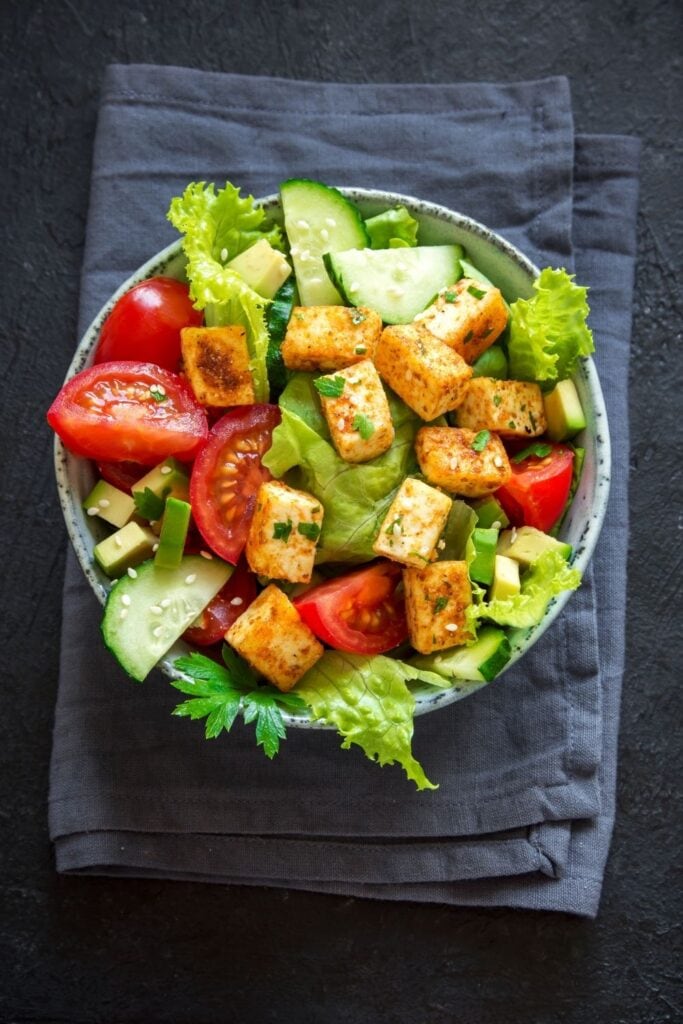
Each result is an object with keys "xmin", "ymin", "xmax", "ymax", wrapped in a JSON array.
[
  {"xmin": 297, "ymin": 522, "xmax": 321, "ymax": 542},
  {"xmin": 471, "ymin": 430, "xmax": 491, "ymax": 452},
  {"xmin": 149, "ymin": 389, "xmax": 168, "ymax": 403},
  {"xmin": 133, "ymin": 486, "xmax": 169, "ymax": 521},
  {"xmin": 493, "ymin": 394, "xmax": 502, "ymax": 407},
  {"xmin": 443, "ymin": 290, "xmax": 457, "ymax": 303},
  {"xmin": 512, "ymin": 443, "xmax": 553, "ymax": 463},
  {"xmin": 273, "ymin": 520, "xmax": 293, "ymax": 542},
  {"xmin": 385, "ymin": 515, "xmax": 403, "ymax": 536},
  {"xmin": 508, "ymin": 420, "xmax": 517, "ymax": 430},
  {"xmin": 353, "ymin": 414, "xmax": 376, "ymax": 440},
  {"xmin": 351, "ymin": 310, "xmax": 366, "ymax": 325},
  {"xmin": 467, "ymin": 285, "xmax": 486, "ymax": 300},
  {"xmin": 409, "ymin": 551, "xmax": 431, "ymax": 565},
  {"xmin": 354, "ymin": 344, "xmax": 367, "ymax": 355},
  {"xmin": 314, "ymin": 375, "xmax": 345, "ymax": 398},
  {"xmin": 434, "ymin": 596, "xmax": 449, "ymax": 614},
  {"xmin": 464, "ymin": 330, "xmax": 474, "ymax": 344}
]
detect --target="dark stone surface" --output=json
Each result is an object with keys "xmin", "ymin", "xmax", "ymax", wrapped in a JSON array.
[{"xmin": 1, "ymin": 1, "xmax": 681, "ymax": 1021}]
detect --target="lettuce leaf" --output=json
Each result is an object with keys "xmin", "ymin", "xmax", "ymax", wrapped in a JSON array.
[
  {"xmin": 167, "ymin": 182, "xmax": 284, "ymax": 402},
  {"xmin": 508, "ymin": 268, "xmax": 594, "ymax": 384},
  {"xmin": 296, "ymin": 652, "xmax": 447, "ymax": 790},
  {"xmin": 262, "ymin": 381, "xmax": 421, "ymax": 563},
  {"xmin": 468, "ymin": 549, "xmax": 581, "ymax": 629},
  {"xmin": 365, "ymin": 206, "xmax": 419, "ymax": 249}
]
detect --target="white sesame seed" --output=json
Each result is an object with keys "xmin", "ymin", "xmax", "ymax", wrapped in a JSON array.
[
  {"xmin": 152, "ymin": 543, "xmax": 159, "ymax": 552},
  {"xmin": 308, "ymin": 277, "xmax": 322, "ymax": 285},
  {"xmin": 220, "ymin": 247, "xmax": 228, "ymax": 261},
  {"xmin": 437, "ymin": 539, "xmax": 446, "ymax": 550},
  {"xmin": 185, "ymin": 573, "xmax": 197, "ymax": 585},
  {"xmin": 492, "ymin": 520, "xmax": 502, "ymax": 530},
  {"xmin": 448, "ymin": 457, "xmax": 458, "ymax": 471},
  {"xmin": 297, "ymin": 219, "xmax": 309, "ymax": 229},
  {"xmin": 325, "ymin": 217, "xmax": 336, "ymax": 227},
  {"xmin": 127, "ymin": 567, "xmax": 138, "ymax": 579},
  {"xmin": 511, "ymin": 527, "xmax": 518, "ymax": 544},
  {"xmin": 299, "ymin": 249, "xmax": 310, "ymax": 262},
  {"xmin": 150, "ymin": 605, "xmax": 162, "ymax": 615},
  {"xmin": 230, "ymin": 597, "xmax": 244, "ymax": 606},
  {"xmin": 349, "ymin": 282, "xmax": 359, "ymax": 293},
  {"xmin": 320, "ymin": 228, "xmax": 329, "ymax": 241},
  {"xmin": 493, "ymin": 456, "xmax": 504, "ymax": 468},
  {"xmin": 121, "ymin": 594, "xmax": 131, "ymax": 607},
  {"xmin": 155, "ymin": 384, "xmax": 166, "ymax": 395},
  {"xmin": 149, "ymin": 520, "xmax": 157, "ymax": 528},
  {"xmin": 388, "ymin": 285, "xmax": 405, "ymax": 297},
  {"xmin": 445, "ymin": 623, "xmax": 459, "ymax": 633},
  {"xmin": 153, "ymin": 626, "xmax": 163, "ymax": 638},
  {"xmin": 119, "ymin": 609, "xmax": 128, "ymax": 621},
  {"xmin": 98, "ymin": 498, "xmax": 110, "ymax": 509},
  {"xmin": 86, "ymin": 506, "xmax": 99, "ymax": 516},
  {"xmin": 200, "ymin": 550, "xmax": 213, "ymax": 560},
  {"xmin": 337, "ymin": 417, "xmax": 345, "ymax": 431},
  {"xmin": 114, "ymin": 536, "xmax": 123, "ymax": 548},
  {"xmin": 160, "ymin": 465, "xmax": 172, "ymax": 475},
  {"xmin": 161, "ymin": 598, "xmax": 171, "ymax": 608},
  {"xmin": 290, "ymin": 245, "xmax": 300, "ymax": 257},
  {"xmin": 401, "ymin": 498, "xmax": 414, "ymax": 510}
]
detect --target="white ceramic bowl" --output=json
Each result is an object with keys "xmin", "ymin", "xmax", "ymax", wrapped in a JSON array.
[{"xmin": 54, "ymin": 188, "xmax": 610, "ymax": 726}]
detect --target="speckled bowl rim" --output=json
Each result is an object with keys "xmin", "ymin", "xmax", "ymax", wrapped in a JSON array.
[{"xmin": 54, "ymin": 187, "xmax": 611, "ymax": 727}]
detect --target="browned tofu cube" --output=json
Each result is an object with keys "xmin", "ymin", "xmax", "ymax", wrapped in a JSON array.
[
  {"xmin": 226, "ymin": 584, "xmax": 323, "ymax": 691},
  {"xmin": 415, "ymin": 426, "xmax": 512, "ymax": 498},
  {"xmin": 455, "ymin": 378, "xmax": 547, "ymax": 438},
  {"xmin": 246, "ymin": 481, "xmax": 324, "ymax": 584},
  {"xmin": 374, "ymin": 324, "xmax": 472, "ymax": 420},
  {"xmin": 281, "ymin": 305, "xmax": 382, "ymax": 372},
  {"xmin": 404, "ymin": 561, "xmax": 473, "ymax": 654},
  {"xmin": 317, "ymin": 360, "xmax": 394, "ymax": 463},
  {"xmin": 181, "ymin": 325, "xmax": 255, "ymax": 407},
  {"xmin": 372, "ymin": 477, "xmax": 452, "ymax": 567},
  {"xmin": 415, "ymin": 278, "xmax": 508, "ymax": 363}
]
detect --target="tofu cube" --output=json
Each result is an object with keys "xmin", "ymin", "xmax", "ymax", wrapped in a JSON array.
[
  {"xmin": 404, "ymin": 561, "xmax": 473, "ymax": 654},
  {"xmin": 415, "ymin": 278, "xmax": 508, "ymax": 363},
  {"xmin": 246, "ymin": 481, "xmax": 324, "ymax": 584},
  {"xmin": 226, "ymin": 584, "xmax": 323, "ymax": 691},
  {"xmin": 415, "ymin": 426, "xmax": 512, "ymax": 498},
  {"xmin": 373, "ymin": 478, "xmax": 452, "ymax": 567},
  {"xmin": 180, "ymin": 325, "xmax": 255, "ymax": 407},
  {"xmin": 317, "ymin": 359, "xmax": 394, "ymax": 463},
  {"xmin": 374, "ymin": 324, "xmax": 472, "ymax": 420},
  {"xmin": 455, "ymin": 378, "xmax": 547, "ymax": 438},
  {"xmin": 282, "ymin": 305, "xmax": 382, "ymax": 372}
]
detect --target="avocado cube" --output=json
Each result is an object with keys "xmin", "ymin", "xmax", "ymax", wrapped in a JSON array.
[
  {"xmin": 94, "ymin": 522, "xmax": 157, "ymax": 578},
  {"xmin": 83, "ymin": 479, "xmax": 135, "ymax": 529},
  {"xmin": 154, "ymin": 498, "xmax": 192, "ymax": 569},
  {"xmin": 227, "ymin": 239, "xmax": 291, "ymax": 299},
  {"xmin": 543, "ymin": 379, "xmax": 587, "ymax": 441},
  {"xmin": 469, "ymin": 527, "xmax": 499, "ymax": 586},
  {"xmin": 131, "ymin": 458, "xmax": 190, "ymax": 518},
  {"xmin": 490, "ymin": 555, "xmax": 521, "ymax": 601},
  {"xmin": 471, "ymin": 495, "xmax": 510, "ymax": 530},
  {"xmin": 497, "ymin": 526, "xmax": 572, "ymax": 567}
]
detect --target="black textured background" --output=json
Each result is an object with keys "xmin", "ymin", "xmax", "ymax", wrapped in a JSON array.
[{"xmin": 1, "ymin": 1, "xmax": 682, "ymax": 1022}]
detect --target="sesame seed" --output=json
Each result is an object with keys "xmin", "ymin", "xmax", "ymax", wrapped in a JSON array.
[
  {"xmin": 86, "ymin": 506, "xmax": 99, "ymax": 516},
  {"xmin": 200, "ymin": 550, "xmax": 213, "ymax": 560},
  {"xmin": 160, "ymin": 465, "xmax": 172, "ymax": 475},
  {"xmin": 220, "ymin": 247, "xmax": 228, "ymax": 261},
  {"xmin": 119, "ymin": 609, "xmax": 128, "ymax": 621},
  {"xmin": 349, "ymin": 282, "xmax": 359, "ymax": 293},
  {"xmin": 325, "ymin": 217, "xmax": 337, "ymax": 227},
  {"xmin": 150, "ymin": 605, "xmax": 162, "ymax": 615},
  {"xmin": 127, "ymin": 567, "xmax": 138, "ymax": 579},
  {"xmin": 493, "ymin": 456, "xmax": 504, "ymax": 468},
  {"xmin": 492, "ymin": 520, "xmax": 502, "ymax": 530},
  {"xmin": 337, "ymin": 417, "xmax": 345, "ymax": 431},
  {"xmin": 308, "ymin": 277, "xmax": 322, "ymax": 285},
  {"xmin": 401, "ymin": 498, "xmax": 414, "ymax": 510},
  {"xmin": 185, "ymin": 573, "xmax": 197, "ymax": 585},
  {"xmin": 299, "ymin": 249, "xmax": 310, "ymax": 262},
  {"xmin": 388, "ymin": 285, "xmax": 405, "ymax": 298},
  {"xmin": 437, "ymin": 539, "xmax": 446, "ymax": 550},
  {"xmin": 230, "ymin": 597, "xmax": 244, "ymax": 606},
  {"xmin": 114, "ymin": 536, "xmax": 123, "ymax": 548},
  {"xmin": 98, "ymin": 499, "xmax": 110, "ymax": 509},
  {"xmin": 511, "ymin": 527, "xmax": 518, "ymax": 544},
  {"xmin": 153, "ymin": 626, "xmax": 163, "ymax": 638},
  {"xmin": 121, "ymin": 594, "xmax": 131, "ymax": 607},
  {"xmin": 320, "ymin": 228, "xmax": 329, "ymax": 241},
  {"xmin": 152, "ymin": 543, "xmax": 159, "ymax": 552},
  {"xmin": 290, "ymin": 245, "xmax": 300, "ymax": 257},
  {"xmin": 155, "ymin": 384, "xmax": 166, "ymax": 395},
  {"xmin": 445, "ymin": 623, "xmax": 459, "ymax": 633},
  {"xmin": 161, "ymin": 598, "xmax": 171, "ymax": 608},
  {"xmin": 448, "ymin": 457, "xmax": 458, "ymax": 470},
  {"xmin": 297, "ymin": 219, "xmax": 309, "ymax": 229}
]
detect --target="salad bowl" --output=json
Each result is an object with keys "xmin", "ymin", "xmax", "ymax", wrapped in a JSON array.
[{"xmin": 54, "ymin": 187, "xmax": 610, "ymax": 728}]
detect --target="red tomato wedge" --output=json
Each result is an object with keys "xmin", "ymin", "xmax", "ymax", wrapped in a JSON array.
[
  {"xmin": 495, "ymin": 443, "xmax": 574, "ymax": 532},
  {"xmin": 190, "ymin": 405, "xmax": 281, "ymax": 564},
  {"xmin": 293, "ymin": 561, "xmax": 408, "ymax": 655},
  {"xmin": 94, "ymin": 277, "xmax": 202, "ymax": 371},
  {"xmin": 48, "ymin": 362, "xmax": 208, "ymax": 465},
  {"xmin": 183, "ymin": 560, "xmax": 257, "ymax": 646}
]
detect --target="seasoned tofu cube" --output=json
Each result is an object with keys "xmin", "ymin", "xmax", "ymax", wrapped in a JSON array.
[
  {"xmin": 317, "ymin": 360, "xmax": 394, "ymax": 462},
  {"xmin": 455, "ymin": 378, "xmax": 546, "ymax": 438},
  {"xmin": 226, "ymin": 584, "xmax": 323, "ymax": 691},
  {"xmin": 415, "ymin": 426, "xmax": 512, "ymax": 498},
  {"xmin": 404, "ymin": 561, "xmax": 473, "ymax": 654},
  {"xmin": 373, "ymin": 477, "xmax": 452, "ymax": 567},
  {"xmin": 374, "ymin": 324, "xmax": 472, "ymax": 420},
  {"xmin": 246, "ymin": 481, "xmax": 324, "ymax": 584},
  {"xmin": 180, "ymin": 325, "xmax": 255, "ymax": 407},
  {"xmin": 415, "ymin": 278, "xmax": 508, "ymax": 363},
  {"xmin": 281, "ymin": 305, "xmax": 382, "ymax": 371}
]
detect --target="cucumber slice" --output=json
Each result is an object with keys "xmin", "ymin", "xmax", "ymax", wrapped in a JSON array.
[
  {"xmin": 411, "ymin": 626, "xmax": 511, "ymax": 683},
  {"xmin": 266, "ymin": 277, "xmax": 297, "ymax": 395},
  {"xmin": 102, "ymin": 555, "xmax": 233, "ymax": 681},
  {"xmin": 325, "ymin": 245, "xmax": 463, "ymax": 324},
  {"xmin": 280, "ymin": 179, "xmax": 368, "ymax": 306}
]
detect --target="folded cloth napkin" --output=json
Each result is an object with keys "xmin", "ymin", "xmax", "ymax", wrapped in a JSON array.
[{"xmin": 49, "ymin": 66, "xmax": 640, "ymax": 917}]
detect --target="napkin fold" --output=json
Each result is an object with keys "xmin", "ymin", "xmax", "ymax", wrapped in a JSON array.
[{"xmin": 49, "ymin": 66, "xmax": 639, "ymax": 917}]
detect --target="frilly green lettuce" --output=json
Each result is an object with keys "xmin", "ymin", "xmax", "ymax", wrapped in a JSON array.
[
  {"xmin": 467, "ymin": 549, "xmax": 581, "ymax": 630},
  {"xmin": 508, "ymin": 268, "xmax": 594, "ymax": 384},
  {"xmin": 365, "ymin": 205, "xmax": 419, "ymax": 249}
]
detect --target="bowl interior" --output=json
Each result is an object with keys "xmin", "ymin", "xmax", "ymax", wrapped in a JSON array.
[{"xmin": 55, "ymin": 188, "xmax": 610, "ymax": 727}]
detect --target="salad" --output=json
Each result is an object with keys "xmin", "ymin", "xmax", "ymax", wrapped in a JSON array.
[{"xmin": 48, "ymin": 179, "xmax": 594, "ymax": 790}]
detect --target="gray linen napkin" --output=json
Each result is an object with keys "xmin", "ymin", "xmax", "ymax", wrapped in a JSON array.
[{"xmin": 49, "ymin": 66, "xmax": 639, "ymax": 917}]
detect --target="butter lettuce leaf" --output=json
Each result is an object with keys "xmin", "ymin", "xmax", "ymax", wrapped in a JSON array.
[
  {"xmin": 469, "ymin": 549, "xmax": 581, "ymax": 629},
  {"xmin": 365, "ymin": 205, "xmax": 419, "ymax": 249},
  {"xmin": 508, "ymin": 268, "xmax": 594, "ymax": 384},
  {"xmin": 297, "ymin": 652, "xmax": 446, "ymax": 790}
]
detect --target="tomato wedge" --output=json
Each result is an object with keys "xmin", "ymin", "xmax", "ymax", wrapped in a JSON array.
[
  {"xmin": 183, "ymin": 560, "xmax": 257, "ymax": 646},
  {"xmin": 495, "ymin": 443, "xmax": 574, "ymax": 532},
  {"xmin": 48, "ymin": 362, "xmax": 208, "ymax": 465},
  {"xmin": 293, "ymin": 561, "xmax": 408, "ymax": 655},
  {"xmin": 190, "ymin": 405, "xmax": 281, "ymax": 564}
]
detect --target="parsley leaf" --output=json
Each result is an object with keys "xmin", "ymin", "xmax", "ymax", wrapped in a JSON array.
[
  {"xmin": 512, "ymin": 442, "xmax": 553, "ymax": 463},
  {"xmin": 352, "ymin": 414, "xmax": 375, "ymax": 440},
  {"xmin": 443, "ymin": 290, "xmax": 457, "ymax": 303},
  {"xmin": 350, "ymin": 309, "xmax": 366, "ymax": 325},
  {"xmin": 273, "ymin": 520, "xmax": 293, "ymax": 542},
  {"xmin": 471, "ymin": 430, "xmax": 491, "ymax": 452},
  {"xmin": 313, "ymin": 375, "xmax": 345, "ymax": 398},
  {"xmin": 297, "ymin": 522, "xmax": 321, "ymax": 542},
  {"xmin": 434, "ymin": 596, "xmax": 449, "ymax": 614},
  {"xmin": 409, "ymin": 550, "xmax": 431, "ymax": 564},
  {"xmin": 467, "ymin": 284, "xmax": 486, "ymax": 300},
  {"xmin": 171, "ymin": 649, "xmax": 307, "ymax": 758},
  {"xmin": 133, "ymin": 486, "xmax": 169, "ymax": 521},
  {"xmin": 385, "ymin": 515, "xmax": 403, "ymax": 536},
  {"xmin": 493, "ymin": 394, "xmax": 502, "ymax": 407}
]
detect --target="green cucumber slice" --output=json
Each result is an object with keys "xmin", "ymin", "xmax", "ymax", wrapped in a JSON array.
[
  {"xmin": 102, "ymin": 555, "xmax": 233, "ymax": 681},
  {"xmin": 280, "ymin": 179, "xmax": 368, "ymax": 306},
  {"xmin": 410, "ymin": 626, "xmax": 512, "ymax": 683},
  {"xmin": 325, "ymin": 245, "xmax": 463, "ymax": 324},
  {"xmin": 266, "ymin": 277, "xmax": 297, "ymax": 395}
]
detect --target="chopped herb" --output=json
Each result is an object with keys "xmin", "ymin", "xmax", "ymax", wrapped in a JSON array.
[
  {"xmin": 512, "ymin": 443, "xmax": 553, "ymax": 463},
  {"xmin": 351, "ymin": 309, "xmax": 366, "ymax": 325},
  {"xmin": 483, "ymin": 326, "xmax": 494, "ymax": 338},
  {"xmin": 313, "ymin": 375, "xmax": 346, "ymax": 398},
  {"xmin": 294, "ymin": 312, "xmax": 304, "ymax": 321},
  {"xmin": 149, "ymin": 390, "xmax": 168, "ymax": 403},
  {"xmin": 385, "ymin": 515, "xmax": 403, "ymax": 536},
  {"xmin": 508, "ymin": 420, "xmax": 517, "ymax": 429},
  {"xmin": 434, "ymin": 596, "xmax": 449, "ymax": 614},
  {"xmin": 311, "ymin": 506, "xmax": 321, "ymax": 513},
  {"xmin": 471, "ymin": 430, "xmax": 491, "ymax": 452},
  {"xmin": 493, "ymin": 394, "xmax": 502, "ymax": 407},
  {"xmin": 354, "ymin": 344, "xmax": 367, "ymax": 355},
  {"xmin": 297, "ymin": 522, "xmax": 321, "ymax": 542},
  {"xmin": 273, "ymin": 520, "xmax": 293, "ymax": 542},
  {"xmin": 529, "ymin": 411, "xmax": 538, "ymax": 431},
  {"xmin": 409, "ymin": 551, "xmax": 431, "ymax": 564},
  {"xmin": 352, "ymin": 414, "xmax": 375, "ymax": 440},
  {"xmin": 133, "ymin": 486, "xmax": 169, "ymax": 521},
  {"xmin": 467, "ymin": 284, "xmax": 486, "ymax": 300},
  {"xmin": 443, "ymin": 290, "xmax": 457, "ymax": 303},
  {"xmin": 464, "ymin": 330, "xmax": 474, "ymax": 344}
]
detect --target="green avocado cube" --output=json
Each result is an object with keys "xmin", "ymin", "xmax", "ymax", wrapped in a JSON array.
[
  {"xmin": 94, "ymin": 522, "xmax": 157, "ymax": 578},
  {"xmin": 154, "ymin": 498, "xmax": 192, "ymax": 569},
  {"xmin": 83, "ymin": 479, "xmax": 136, "ymax": 529},
  {"xmin": 469, "ymin": 527, "xmax": 499, "ymax": 586},
  {"xmin": 471, "ymin": 496, "xmax": 510, "ymax": 530},
  {"xmin": 543, "ymin": 379, "xmax": 587, "ymax": 441},
  {"xmin": 227, "ymin": 239, "xmax": 292, "ymax": 299},
  {"xmin": 489, "ymin": 554, "xmax": 521, "ymax": 601},
  {"xmin": 497, "ymin": 526, "xmax": 572, "ymax": 567}
]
